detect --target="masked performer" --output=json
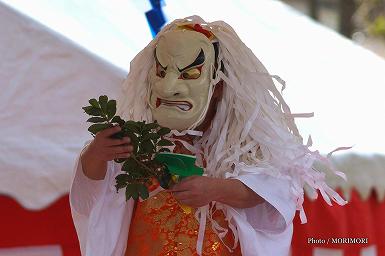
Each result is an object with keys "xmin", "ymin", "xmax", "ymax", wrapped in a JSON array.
[{"xmin": 70, "ymin": 16, "xmax": 347, "ymax": 256}]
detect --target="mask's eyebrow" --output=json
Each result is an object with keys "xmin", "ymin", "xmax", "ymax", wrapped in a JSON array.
[
  {"xmin": 154, "ymin": 48, "xmax": 167, "ymax": 70},
  {"xmin": 178, "ymin": 49, "xmax": 205, "ymax": 73}
]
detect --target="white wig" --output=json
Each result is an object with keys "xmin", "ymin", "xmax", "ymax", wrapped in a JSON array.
[{"xmin": 117, "ymin": 16, "xmax": 347, "ymax": 226}]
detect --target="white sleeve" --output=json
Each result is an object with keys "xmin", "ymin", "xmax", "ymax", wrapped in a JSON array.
[
  {"xmin": 69, "ymin": 143, "xmax": 106, "ymax": 217},
  {"xmin": 234, "ymin": 173, "xmax": 296, "ymax": 234}
]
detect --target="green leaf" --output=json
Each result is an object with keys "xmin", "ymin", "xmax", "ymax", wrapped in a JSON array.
[
  {"xmin": 137, "ymin": 121, "xmax": 146, "ymax": 130},
  {"xmin": 82, "ymin": 106, "xmax": 92, "ymax": 112},
  {"xmin": 122, "ymin": 157, "xmax": 138, "ymax": 173},
  {"xmin": 138, "ymin": 183, "xmax": 149, "ymax": 200},
  {"xmin": 88, "ymin": 123, "xmax": 110, "ymax": 134},
  {"xmin": 151, "ymin": 133, "xmax": 161, "ymax": 140},
  {"xmin": 115, "ymin": 173, "xmax": 129, "ymax": 191},
  {"xmin": 128, "ymin": 166, "xmax": 145, "ymax": 178},
  {"xmin": 142, "ymin": 132, "xmax": 160, "ymax": 141},
  {"xmin": 87, "ymin": 117, "xmax": 106, "ymax": 123},
  {"xmin": 123, "ymin": 122, "xmax": 140, "ymax": 134},
  {"xmin": 132, "ymin": 190, "xmax": 139, "ymax": 200},
  {"xmin": 83, "ymin": 106, "xmax": 103, "ymax": 116},
  {"xmin": 107, "ymin": 100, "xmax": 117, "ymax": 120},
  {"xmin": 89, "ymin": 98, "xmax": 100, "ymax": 108},
  {"xmin": 141, "ymin": 139, "xmax": 155, "ymax": 153},
  {"xmin": 157, "ymin": 127, "xmax": 171, "ymax": 136},
  {"xmin": 99, "ymin": 95, "xmax": 108, "ymax": 113},
  {"xmin": 143, "ymin": 122, "xmax": 159, "ymax": 132},
  {"xmin": 157, "ymin": 139, "xmax": 174, "ymax": 146},
  {"xmin": 111, "ymin": 116, "xmax": 125, "ymax": 126},
  {"xmin": 141, "ymin": 130, "xmax": 149, "ymax": 139},
  {"xmin": 125, "ymin": 184, "xmax": 138, "ymax": 201},
  {"xmin": 116, "ymin": 173, "xmax": 129, "ymax": 182},
  {"xmin": 159, "ymin": 148, "xmax": 171, "ymax": 152}
]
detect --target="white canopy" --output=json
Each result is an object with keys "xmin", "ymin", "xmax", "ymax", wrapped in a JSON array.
[{"xmin": 0, "ymin": 2, "xmax": 125, "ymax": 209}]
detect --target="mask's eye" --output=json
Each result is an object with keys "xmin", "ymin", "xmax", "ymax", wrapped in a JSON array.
[
  {"xmin": 156, "ymin": 62, "xmax": 166, "ymax": 78},
  {"xmin": 179, "ymin": 66, "xmax": 202, "ymax": 80}
]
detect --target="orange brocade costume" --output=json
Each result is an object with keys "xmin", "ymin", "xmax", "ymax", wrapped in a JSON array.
[
  {"xmin": 125, "ymin": 191, "xmax": 241, "ymax": 256},
  {"xmin": 125, "ymin": 140, "xmax": 242, "ymax": 256}
]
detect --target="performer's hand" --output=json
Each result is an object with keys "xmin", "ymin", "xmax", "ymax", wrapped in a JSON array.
[
  {"xmin": 170, "ymin": 175, "xmax": 265, "ymax": 209},
  {"xmin": 81, "ymin": 126, "xmax": 133, "ymax": 180},
  {"xmin": 85, "ymin": 125, "xmax": 133, "ymax": 161},
  {"xmin": 169, "ymin": 176, "xmax": 219, "ymax": 208}
]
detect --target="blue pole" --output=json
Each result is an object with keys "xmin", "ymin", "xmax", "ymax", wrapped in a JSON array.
[{"xmin": 145, "ymin": 0, "xmax": 167, "ymax": 38}]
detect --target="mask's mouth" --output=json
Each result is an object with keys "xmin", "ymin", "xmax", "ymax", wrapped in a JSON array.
[{"xmin": 156, "ymin": 97, "xmax": 193, "ymax": 111}]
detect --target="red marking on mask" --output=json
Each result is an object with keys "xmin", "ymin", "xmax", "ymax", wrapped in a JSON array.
[
  {"xmin": 156, "ymin": 98, "xmax": 161, "ymax": 108},
  {"xmin": 179, "ymin": 24, "xmax": 215, "ymax": 40}
]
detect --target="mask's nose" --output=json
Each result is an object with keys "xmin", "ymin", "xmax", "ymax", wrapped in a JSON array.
[{"xmin": 154, "ymin": 71, "xmax": 189, "ymax": 98}]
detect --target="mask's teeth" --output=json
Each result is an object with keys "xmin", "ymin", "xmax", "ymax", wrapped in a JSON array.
[{"xmin": 177, "ymin": 104, "xmax": 191, "ymax": 111}]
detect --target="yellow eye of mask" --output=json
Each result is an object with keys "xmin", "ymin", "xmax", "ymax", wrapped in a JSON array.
[{"xmin": 181, "ymin": 66, "xmax": 202, "ymax": 80}]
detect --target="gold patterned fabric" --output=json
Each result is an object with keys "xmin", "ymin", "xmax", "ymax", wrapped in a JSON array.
[
  {"xmin": 125, "ymin": 190, "xmax": 241, "ymax": 256},
  {"xmin": 125, "ymin": 135, "xmax": 241, "ymax": 255}
]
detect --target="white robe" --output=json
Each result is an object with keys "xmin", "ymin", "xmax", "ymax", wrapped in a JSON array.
[{"xmin": 70, "ymin": 145, "xmax": 297, "ymax": 256}]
